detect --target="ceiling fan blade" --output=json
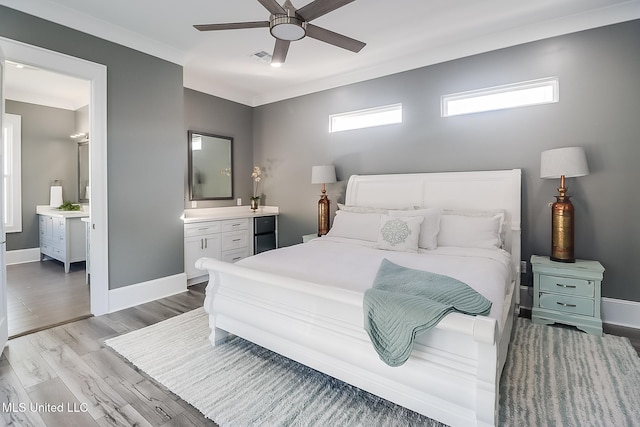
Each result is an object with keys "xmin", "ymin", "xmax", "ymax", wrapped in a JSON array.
[
  {"xmin": 305, "ymin": 24, "xmax": 365, "ymax": 53},
  {"xmin": 257, "ymin": 0, "xmax": 286, "ymax": 15},
  {"xmin": 297, "ymin": 0, "xmax": 356, "ymax": 21},
  {"xmin": 272, "ymin": 39, "xmax": 291, "ymax": 64},
  {"xmin": 194, "ymin": 21, "xmax": 270, "ymax": 31}
]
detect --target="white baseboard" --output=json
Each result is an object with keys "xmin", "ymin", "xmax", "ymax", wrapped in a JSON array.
[
  {"xmin": 601, "ymin": 297, "xmax": 640, "ymax": 329},
  {"xmin": 108, "ymin": 273, "xmax": 187, "ymax": 313},
  {"xmin": 6, "ymin": 248, "xmax": 41, "ymax": 265}
]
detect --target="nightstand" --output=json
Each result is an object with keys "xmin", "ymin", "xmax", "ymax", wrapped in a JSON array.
[
  {"xmin": 531, "ymin": 255, "xmax": 605, "ymax": 336},
  {"xmin": 302, "ymin": 233, "xmax": 319, "ymax": 243}
]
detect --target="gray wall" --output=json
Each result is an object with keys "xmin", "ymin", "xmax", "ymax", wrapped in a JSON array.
[
  {"xmin": 184, "ymin": 88, "xmax": 254, "ymax": 208},
  {"xmin": 253, "ymin": 20, "xmax": 640, "ymax": 303},
  {"xmin": 5, "ymin": 100, "xmax": 77, "ymax": 250},
  {"xmin": 0, "ymin": 6, "xmax": 185, "ymax": 289}
]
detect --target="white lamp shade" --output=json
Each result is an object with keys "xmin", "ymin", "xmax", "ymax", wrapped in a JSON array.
[
  {"xmin": 540, "ymin": 146, "xmax": 589, "ymax": 179},
  {"xmin": 311, "ymin": 165, "xmax": 337, "ymax": 184}
]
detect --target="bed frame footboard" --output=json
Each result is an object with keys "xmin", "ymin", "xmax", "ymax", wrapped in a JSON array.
[{"xmin": 196, "ymin": 257, "xmax": 514, "ymax": 427}]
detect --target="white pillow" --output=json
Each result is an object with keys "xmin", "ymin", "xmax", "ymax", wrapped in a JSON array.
[
  {"xmin": 438, "ymin": 212, "xmax": 504, "ymax": 249},
  {"xmin": 389, "ymin": 208, "xmax": 441, "ymax": 250},
  {"xmin": 442, "ymin": 209, "xmax": 505, "ymax": 235},
  {"xmin": 326, "ymin": 211, "xmax": 381, "ymax": 242},
  {"xmin": 376, "ymin": 215, "xmax": 424, "ymax": 253},
  {"xmin": 337, "ymin": 203, "xmax": 418, "ymax": 214},
  {"xmin": 337, "ymin": 203, "xmax": 390, "ymax": 214}
]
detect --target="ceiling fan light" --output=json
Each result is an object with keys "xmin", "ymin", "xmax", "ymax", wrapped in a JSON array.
[{"xmin": 270, "ymin": 15, "xmax": 306, "ymax": 41}]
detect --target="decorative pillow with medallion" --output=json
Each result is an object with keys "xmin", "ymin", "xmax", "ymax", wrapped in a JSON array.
[{"xmin": 376, "ymin": 215, "xmax": 424, "ymax": 253}]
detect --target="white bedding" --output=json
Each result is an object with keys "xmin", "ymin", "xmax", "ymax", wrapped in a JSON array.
[{"xmin": 237, "ymin": 235, "xmax": 513, "ymax": 331}]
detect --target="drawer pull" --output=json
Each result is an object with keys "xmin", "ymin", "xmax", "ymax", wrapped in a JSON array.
[
  {"xmin": 233, "ymin": 238, "xmax": 241, "ymax": 242},
  {"xmin": 556, "ymin": 283, "xmax": 576, "ymax": 289},
  {"xmin": 232, "ymin": 257, "xmax": 242, "ymax": 261},
  {"xmin": 557, "ymin": 302, "xmax": 577, "ymax": 308}
]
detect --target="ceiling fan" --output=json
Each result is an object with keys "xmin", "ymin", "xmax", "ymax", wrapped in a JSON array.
[{"xmin": 194, "ymin": 0, "xmax": 366, "ymax": 66}]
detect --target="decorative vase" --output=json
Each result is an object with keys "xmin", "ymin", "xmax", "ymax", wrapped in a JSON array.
[{"xmin": 250, "ymin": 197, "xmax": 259, "ymax": 212}]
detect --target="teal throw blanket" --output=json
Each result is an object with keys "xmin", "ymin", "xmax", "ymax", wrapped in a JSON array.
[{"xmin": 364, "ymin": 259, "xmax": 492, "ymax": 367}]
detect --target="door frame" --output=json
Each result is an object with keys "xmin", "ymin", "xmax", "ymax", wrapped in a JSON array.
[
  {"xmin": 1, "ymin": 43, "xmax": 8, "ymax": 348},
  {"xmin": 0, "ymin": 36, "xmax": 109, "ymax": 315}
]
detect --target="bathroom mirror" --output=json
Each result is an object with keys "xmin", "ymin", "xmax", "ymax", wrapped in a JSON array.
[
  {"xmin": 188, "ymin": 131, "xmax": 233, "ymax": 200},
  {"xmin": 78, "ymin": 141, "xmax": 89, "ymax": 202}
]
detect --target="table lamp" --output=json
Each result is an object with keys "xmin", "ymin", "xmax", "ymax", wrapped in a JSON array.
[
  {"xmin": 540, "ymin": 146, "xmax": 589, "ymax": 262},
  {"xmin": 311, "ymin": 165, "xmax": 337, "ymax": 236}
]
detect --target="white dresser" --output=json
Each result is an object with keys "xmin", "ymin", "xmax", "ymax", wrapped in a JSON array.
[
  {"xmin": 183, "ymin": 206, "xmax": 279, "ymax": 285},
  {"xmin": 37, "ymin": 207, "xmax": 89, "ymax": 273}
]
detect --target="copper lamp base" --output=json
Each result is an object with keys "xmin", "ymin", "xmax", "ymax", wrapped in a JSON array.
[
  {"xmin": 317, "ymin": 185, "xmax": 331, "ymax": 236},
  {"xmin": 550, "ymin": 176, "xmax": 575, "ymax": 263}
]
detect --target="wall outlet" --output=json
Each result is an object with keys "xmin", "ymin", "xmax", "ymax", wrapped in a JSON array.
[
  {"xmin": 191, "ymin": 200, "xmax": 197, "ymax": 208},
  {"xmin": 520, "ymin": 260, "xmax": 527, "ymax": 274}
]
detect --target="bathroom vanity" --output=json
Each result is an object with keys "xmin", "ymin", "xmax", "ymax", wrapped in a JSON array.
[{"xmin": 37, "ymin": 206, "xmax": 89, "ymax": 273}]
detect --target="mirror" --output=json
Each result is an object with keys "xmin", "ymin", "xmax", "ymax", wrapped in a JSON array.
[
  {"xmin": 78, "ymin": 141, "xmax": 89, "ymax": 202},
  {"xmin": 188, "ymin": 131, "xmax": 233, "ymax": 200}
]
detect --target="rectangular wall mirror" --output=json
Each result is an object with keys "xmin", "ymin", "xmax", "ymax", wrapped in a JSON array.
[
  {"xmin": 188, "ymin": 131, "xmax": 233, "ymax": 200},
  {"xmin": 78, "ymin": 141, "xmax": 89, "ymax": 202}
]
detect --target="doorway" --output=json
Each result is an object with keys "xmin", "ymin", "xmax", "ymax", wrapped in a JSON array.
[
  {"xmin": 0, "ymin": 36, "xmax": 109, "ymax": 327},
  {"xmin": 4, "ymin": 63, "xmax": 92, "ymax": 337}
]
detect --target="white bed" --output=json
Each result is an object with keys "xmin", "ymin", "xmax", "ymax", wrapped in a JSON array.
[{"xmin": 197, "ymin": 169, "xmax": 521, "ymax": 427}]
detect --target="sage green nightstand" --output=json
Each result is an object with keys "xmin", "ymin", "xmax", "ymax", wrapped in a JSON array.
[{"xmin": 531, "ymin": 255, "xmax": 605, "ymax": 336}]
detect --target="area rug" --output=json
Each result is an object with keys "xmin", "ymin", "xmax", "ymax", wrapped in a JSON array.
[{"xmin": 105, "ymin": 308, "xmax": 640, "ymax": 427}]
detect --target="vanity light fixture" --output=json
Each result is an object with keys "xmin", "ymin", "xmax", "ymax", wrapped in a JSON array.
[{"xmin": 70, "ymin": 132, "xmax": 89, "ymax": 140}]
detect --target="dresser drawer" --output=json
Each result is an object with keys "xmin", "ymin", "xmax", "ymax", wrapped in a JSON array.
[
  {"xmin": 539, "ymin": 293, "xmax": 594, "ymax": 316},
  {"xmin": 539, "ymin": 275, "xmax": 594, "ymax": 297},
  {"xmin": 185, "ymin": 222, "xmax": 221, "ymax": 237},
  {"xmin": 221, "ymin": 218, "xmax": 249, "ymax": 233},
  {"xmin": 220, "ymin": 248, "xmax": 249, "ymax": 263},
  {"xmin": 221, "ymin": 231, "xmax": 248, "ymax": 251}
]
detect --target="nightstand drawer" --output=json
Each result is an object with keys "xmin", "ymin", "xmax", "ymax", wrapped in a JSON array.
[
  {"xmin": 539, "ymin": 293, "xmax": 594, "ymax": 316},
  {"xmin": 539, "ymin": 275, "xmax": 594, "ymax": 297}
]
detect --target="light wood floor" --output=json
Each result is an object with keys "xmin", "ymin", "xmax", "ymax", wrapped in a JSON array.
[
  {"xmin": 1, "ymin": 283, "xmax": 215, "ymax": 427},
  {"xmin": 7, "ymin": 260, "xmax": 91, "ymax": 339},
  {"xmin": 1, "ymin": 287, "xmax": 638, "ymax": 427}
]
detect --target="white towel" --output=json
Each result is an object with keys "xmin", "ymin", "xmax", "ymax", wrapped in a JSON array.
[{"xmin": 50, "ymin": 185, "xmax": 63, "ymax": 207}]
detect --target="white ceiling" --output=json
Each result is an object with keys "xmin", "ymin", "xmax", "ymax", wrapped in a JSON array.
[
  {"xmin": 4, "ymin": 60, "xmax": 90, "ymax": 110},
  {"xmin": 1, "ymin": 0, "xmax": 639, "ymax": 108}
]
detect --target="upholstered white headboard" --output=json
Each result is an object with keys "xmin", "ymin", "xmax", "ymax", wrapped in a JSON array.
[{"xmin": 345, "ymin": 169, "xmax": 522, "ymax": 291}]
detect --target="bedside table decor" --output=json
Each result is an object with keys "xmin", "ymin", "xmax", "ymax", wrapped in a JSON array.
[
  {"xmin": 531, "ymin": 255, "xmax": 604, "ymax": 336},
  {"xmin": 311, "ymin": 165, "xmax": 337, "ymax": 236},
  {"xmin": 540, "ymin": 146, "xmax": 589, "ymax": 263}
]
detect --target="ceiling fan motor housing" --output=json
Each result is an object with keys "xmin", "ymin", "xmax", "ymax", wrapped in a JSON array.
[{"xmin": 270, "ymin": 14, "xmax": 307, "ymax": 41}]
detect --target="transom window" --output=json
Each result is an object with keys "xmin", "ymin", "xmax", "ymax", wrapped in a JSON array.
[
  {"xmin": 441, "ymin": 77, "xmax": 559, "ymax": 117},
  {"xmin": 329, "ymin": 103, "xmax": 402, "ymax": 133}
]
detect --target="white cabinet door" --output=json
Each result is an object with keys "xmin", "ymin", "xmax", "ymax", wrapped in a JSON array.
[{"xmin": 184, "ymin": 234, "xmax": 221, "ymax": 279}]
